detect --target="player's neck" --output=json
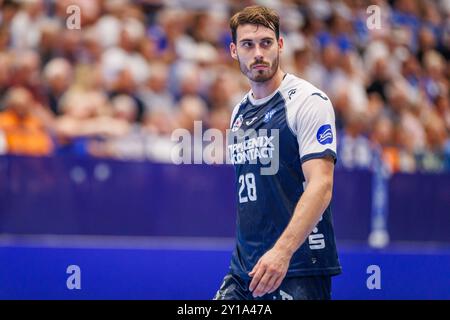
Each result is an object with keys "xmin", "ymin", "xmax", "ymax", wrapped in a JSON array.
[{"xmin": 250, "ymin": 69, "xmax": 285, "ymax": 100}]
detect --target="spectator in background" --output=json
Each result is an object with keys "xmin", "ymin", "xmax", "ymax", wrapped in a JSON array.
[
  {"xmin": 0, "ymin": 87, "xmax": 53, "ymax": 156},
  {"xmin": 366, "ymin": 56, "xmax": 392, "ymax": 103},
  {"xmin": 172, "ymin": 62, "xmax": 207, "ymax": 102},
  {"xmin": 175, "ymin": 95, "xmax": 208, "ymax": 134},
  {"xmin": 106, "ymin": 68, "xmax": 145, "ymax": 122},
  {"xmin": 92, "ymin": 0, "xmax": 124, "ymax": 49},
  {"xmin": 332, "ymin": 50, "xmax": 368, "ymax": 114},
  {"xmin": 57, "ymin": 30, "xmax": 84, "ymax": 64},
  {"xmin": 89, "ymin": 94, "xmax": 146, "ymax": 160},
  {"xmin": 188, "ymin": 11, "xmax": 221, "ymax": 46},
  {"xmin": 206, "ymin": 68, "xmax": 245, "ymax": 111},
  {"xmin": 43, "ymin": 58, "xmax": 73, "ymax": 116},
  {"xmin": 0, "ymin": 25, "xmax": 9, "ymax": 53},
  {"xmin": 338, "ymin": 110, "xmax": 372, "ymax": 170},
  {"xmin": 417, "ymin": 111, "xmax": 449, "ymax": 172},
  {"xmin": 386, "ymin": 80, "xmax": 427, "ymax": 152},
  {"xmin": 143, "ymin": 107, "xmax": 176, "ymax": 137},
  {"xmin": 393, "ymin": 120, "xmax": 417, "ymax": 173},
  {"xmin": 55, "ymin": 89, "xmax": 128, "ymax": 156},
  {"xmin": 422, "ymin": 50, "xmax": 447, "ymax": 103},
  {"xmin": 104, "ymin": 18, "xmax": 149, "ymax": 85},
  {"xmin": 139, "ymin": 62, "xmax": 175, "ymax": 114},
  {"xmin": 0, "ymin": 0, "xmax": 20, "ymax": 29},
  {"xmin": 9, "ymin": 0, "xmax": 45, "ymax": 50},
  {"xmin": 101, "ymin": 19, "xmax": 149, "ymax": 122},
  {"xmin": 435, "ymin": 93, "xmax": 450, "ymax": 133},
  {"xmin": 307, "ymin": 42, "xmax": 342, "ymax": 96},
  {"xmin": 147, "ymin": 8, "xmax": 187, "ymax": 63},
  {"xmin": 0, "ymin": 53, "xmax": 12, "ymax": 98},
  {"xmin": 371, "ymin": 115, "xmax": 415, "ymax": 173},
  {"xmin": 111, "ymin": 94, "xmax": 138, "ymax": 124},
  {"xmin": 80, "ymin": 26, "xmax": 103, "ymax": 64},
  {"xmin": 9, "ymin": 50, "xmax": 46, "ymax": 104},
  {"xmin": 38, "ymin": 19, "xmax": 60, "ymax": 66},
  {"xmin": 292, "ymin": 46, "xmax": 311, "ymax": 81},
  {"xmin": 416, "ymin": 25, "xmax": 437, "ymax": 64},
  {"xmin": 316, "ymin": 8, "xmax": 353, "ymax": 55}
]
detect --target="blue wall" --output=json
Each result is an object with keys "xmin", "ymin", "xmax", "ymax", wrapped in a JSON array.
[{"xmin": 1, "ymin": 155, "xmax": 449, "ymax": 242}]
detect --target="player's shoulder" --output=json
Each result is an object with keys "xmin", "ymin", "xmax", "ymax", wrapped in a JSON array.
[
  {"xmin": 229, "ymin": 94, "xmax": 250, "ymax": 127},
  {"xmin": 280, "ymin": 73, "xmax": 331, "ymax": 109},
  {"xmin": 232, "ymin": 94, "xmax": 249, "ymax": 113},
  {"xmin": 282, "ymin": 74, "xmax": 335, "ymax": 133}
]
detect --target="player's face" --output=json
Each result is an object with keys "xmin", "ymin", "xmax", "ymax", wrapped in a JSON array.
[{"xmin": 230, "ymin": 24, "xmax": 283, "ymax": 83}]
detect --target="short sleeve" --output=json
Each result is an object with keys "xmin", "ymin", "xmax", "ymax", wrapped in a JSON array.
[{"xmin": 294, "ymin": 93, "xmax": 337, "ymax": 164}]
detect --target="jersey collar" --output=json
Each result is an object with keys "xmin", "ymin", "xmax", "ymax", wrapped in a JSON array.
[{"xmin": 248, "ymin": 73, "xmax": 289, "ymax": 106}]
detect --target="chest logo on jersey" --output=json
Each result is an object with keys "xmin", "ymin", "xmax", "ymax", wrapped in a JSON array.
[
  {"xmin": 232, "ymin": 114, "xmax": 244, "ymax": 132},
  {"xmin": 263, "ymin": 109, "xmax": 277, "ymax": 123},
  {"xmin": 288, "ymin": 88, "xmax": 297, "ymax": 100},
  {"xmin": 317, "ymin": 124, "xmax": 333, "ymax": 145},
  {"xmin": 245, "ymin": 117, "xmax": 258, "ymax": 126}
]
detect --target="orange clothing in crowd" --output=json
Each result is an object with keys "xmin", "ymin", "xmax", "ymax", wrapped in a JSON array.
[
  {"xmin": 0, "ymin": 110, "xmax": 53, "ymax": 156},
  {"xmin": 382, "ymin": 146, "xmax": 401, "ymax": 173}
]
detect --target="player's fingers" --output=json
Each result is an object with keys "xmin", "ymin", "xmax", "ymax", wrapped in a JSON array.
[
  {"xmin": 268, "ymin": 277, "xmax": 284, "ymax": 295},
  {"xmin": 249, "ymin": 264, "xmax": 266, "ymax": 292},
  {"xmin": 263, "ymin": 273, "xmax": 279, "ymax": 296},
  {"xmin": 248, "ymin": 259, "xmax": 261, "ymax": 277},
  {"xmin": 253, "ymin": 272, "xmax": 275, "ymax": 297}
]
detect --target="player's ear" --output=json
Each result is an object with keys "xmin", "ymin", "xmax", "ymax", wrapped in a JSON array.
[
  {"xmin": 230, "ymin": 42, "xmax": 238, "ymax": 60},
  {"xmin": 278, "ymin": 36, "xmax": 284, "ymax": 53}
]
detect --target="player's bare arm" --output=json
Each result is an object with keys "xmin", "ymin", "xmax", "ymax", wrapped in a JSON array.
[{"xmin": 249, "ymin": 156, "xmax": 335, "ymax": 297}]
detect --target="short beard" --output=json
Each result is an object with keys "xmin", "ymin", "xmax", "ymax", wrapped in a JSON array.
[{"xmin": 238, "ymin": 54, "xmax": 279, "ymax": 83}]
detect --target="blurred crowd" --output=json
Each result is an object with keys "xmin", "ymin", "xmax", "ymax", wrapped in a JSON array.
[{"xmin": 0, "ymin": 0, "xmax": 449, "ymax": 173}]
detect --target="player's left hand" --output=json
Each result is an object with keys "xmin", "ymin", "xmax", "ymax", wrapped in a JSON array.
[{"xmin": 248, "ymin": 247, "xmax": 291, "ymax": 298}]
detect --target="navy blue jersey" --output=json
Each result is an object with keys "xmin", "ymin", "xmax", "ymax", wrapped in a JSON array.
[{"xmin": 227, "ymin": 73, "xmax": 342, "ymax": 279}]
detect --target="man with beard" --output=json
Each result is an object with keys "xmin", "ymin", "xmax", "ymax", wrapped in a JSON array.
[{"xmin": 214, "ymin": 5, "xmax": 341, "ymax": 300}]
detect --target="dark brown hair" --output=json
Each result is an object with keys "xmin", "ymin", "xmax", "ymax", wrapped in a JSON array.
[{"xmin": 229, "ymin": 5, "xmax": 280, "ymax": 44}]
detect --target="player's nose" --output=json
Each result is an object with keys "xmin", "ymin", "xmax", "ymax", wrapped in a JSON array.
[{"xmin": 253, "ymin": 46, "xmax": 264, "ymax": 61}]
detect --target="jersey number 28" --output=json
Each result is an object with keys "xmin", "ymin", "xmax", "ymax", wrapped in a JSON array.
[{"xmin": 238, "ymin": 173, "xmax": 257, "ymax": 203}]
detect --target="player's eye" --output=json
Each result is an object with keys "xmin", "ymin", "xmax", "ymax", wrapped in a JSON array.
[
  {"xmin": 241, "ymin": 42, "xmax": 253, "ymax": 48},
  {"xmin": 261, "ymin": 40, "xmax": 273, "ymax": 47}
]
